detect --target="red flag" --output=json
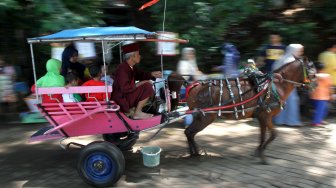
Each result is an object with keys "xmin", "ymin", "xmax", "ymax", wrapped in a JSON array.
[{"xmin": 139, "ymin": 0, "xmax": 160, "ymax": 11}]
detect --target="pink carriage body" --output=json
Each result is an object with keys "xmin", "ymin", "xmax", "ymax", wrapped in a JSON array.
[{"xmin": 29, "ymin": 86, "xmax": 163, "ymax": 143}]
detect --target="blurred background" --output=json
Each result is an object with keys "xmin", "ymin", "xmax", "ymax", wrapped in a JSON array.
[{"xmin": 0, "ymin": 0, "xmax": 335, "ymax": 120}]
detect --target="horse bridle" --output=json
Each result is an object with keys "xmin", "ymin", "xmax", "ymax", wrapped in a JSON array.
[{"xmin": 282, "ymin": 57, "xmax": 316, "ymax": 88}]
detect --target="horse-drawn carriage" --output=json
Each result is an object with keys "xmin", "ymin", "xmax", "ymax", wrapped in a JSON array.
[
  {"xmin": 27, "ymin": 26, "xmax": 188, "ymax": 187},
  {"xmin": 27, "ymin": 26, "xmax": 317, "ymax": 187}
]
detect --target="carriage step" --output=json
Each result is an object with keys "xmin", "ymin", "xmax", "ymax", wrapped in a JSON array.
[
  {"xmin": 31, "ymin": 126, "xmax": 61, "ymax": 137},
  {"xmin": 28, "ymin": 126, "xmax": 63, "ymax": 143}
]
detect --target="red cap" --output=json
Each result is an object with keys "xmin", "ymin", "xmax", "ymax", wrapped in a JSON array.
[{"xmin": 121, "ymin": 42, "xmax": 139, "ymax": 54}]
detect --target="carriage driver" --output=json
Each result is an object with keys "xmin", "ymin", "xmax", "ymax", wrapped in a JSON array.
[{"xmin": 111, "ymin": 41, "xmax": 162, "ymax": 119}]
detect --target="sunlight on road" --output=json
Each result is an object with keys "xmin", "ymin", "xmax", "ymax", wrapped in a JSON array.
[
  {"xmin": 200, "ymin": 119, "xmax": 258, "ymax": 137},
  {"xmin": 328, "ymin": 124, "xmax": 336, "ymax": 143},
  {"xmin": 306, "ymin": 166, "xmax": 327, "ymax": 176}
]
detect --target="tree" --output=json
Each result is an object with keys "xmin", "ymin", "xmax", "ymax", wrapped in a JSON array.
[
  {"xmin": 0, "ymin": 0, "xmax": 105, "ymax": 83},
  {"xmin": 146, "ymin": 0, "xmax": 335, "ymax": 72}
]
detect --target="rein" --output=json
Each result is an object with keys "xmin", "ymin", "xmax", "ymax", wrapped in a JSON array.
[
  {"xmin": 282, "ymin": 78, "xmax": 308, "ymax": 87},
  {"xmin": 279, "ymin": 58, "xmax": 313, "ymax": 88}
]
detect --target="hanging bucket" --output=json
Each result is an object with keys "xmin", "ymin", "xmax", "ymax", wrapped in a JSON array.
[{"xmin": 140, "ymin": 146, "xmax": 162, "ymax": 167}]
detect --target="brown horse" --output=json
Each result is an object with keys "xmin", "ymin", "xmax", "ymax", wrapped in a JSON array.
[{"xmin": 168, "ymin": 58, "xmax": 316, "ymax": 164}]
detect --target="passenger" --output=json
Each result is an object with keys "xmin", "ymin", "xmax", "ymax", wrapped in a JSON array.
[
  {"xmin": 101, "ymin": 63, "xmax": 114, "ymax": 86},
  {"xmin": 35, "ymin": 58, "xmax": 65, "ymax": 103},
  {"xmin": 111, "ymin": 41, "xmax": 162, "ymax": 119},
  {"xmin": 61, "ymin": 44, "xmax": 86, "ymax": 83},
  {"xmin": 82, "ymin": 65, "xmax": 110, "ymax": 102},
  {"xmin": 62, "ymin": 71, "xmax": 82, "ymax": 102}
]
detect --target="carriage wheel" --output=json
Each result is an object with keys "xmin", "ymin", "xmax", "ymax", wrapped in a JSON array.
[
  {"xmin": 77, "ymin": 141, "xmax": 125, "ymax": 187},
  {"xmin": 102, "ymin": 132, "xmax": 138, "ymax": 151}
]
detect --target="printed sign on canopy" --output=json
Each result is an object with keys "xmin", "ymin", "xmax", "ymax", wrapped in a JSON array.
[{"xmin": 156, "ymin": 32, "xmax": 179, "ymax": 56}]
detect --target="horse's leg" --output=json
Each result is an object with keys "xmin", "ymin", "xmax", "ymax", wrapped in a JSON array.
[
  {"xmin": 255, "ymin": 113, "xmax": 266, "ymax": 159},
  {"xmin": 255, "ymin": 113, "xmax": 277, "ymax": 164},
  {"xmin": 260, "ymin": 117, "xmax": 277, "ymax": 159},
  {"xmin": 184, "ymin": 112, "xmax": 216, "ymax": 157}
]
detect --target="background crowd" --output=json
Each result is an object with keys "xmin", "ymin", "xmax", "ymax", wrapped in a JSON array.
[{"xmin": 0, "ymin": 1, "xmax": 335, "ymax": 124}]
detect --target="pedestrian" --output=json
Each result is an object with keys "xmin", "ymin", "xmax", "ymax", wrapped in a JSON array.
[
  {"xmin": 217, "ymin": 43, "xmax": 241, "ymax": 78},
  {"xmin": 177, "ymin": 47, "xmax": 205, "ymax": 81},
  {"xmin": 259, "ymin": 32, "xmax": 286, "ymax": 73},
  {"xmin": 310, "ymin": 61, "xmax": 333, "ymax": 126},
  {"xmin": 272, "ymin": 44, "xmax": 304, "ymax": 127},
  {"xmin": 318, "ymin": 40, "xmax": 336, "ymax": 90},
  {"xmin": 0, "ymin": 57, "xmax": 17, "ymax": 112}
]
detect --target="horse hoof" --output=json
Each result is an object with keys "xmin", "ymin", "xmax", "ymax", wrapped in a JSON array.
[
  {"xmin": 253, "ymin": 150, "xmax": 261, "ymax": 157},
  {"xmin": 190, "ymin": 153, "xmax": 201, "ymax": 158},
  {"xmin": 260, "ymin": 159, "xmax": 269, "ymax": 165}
]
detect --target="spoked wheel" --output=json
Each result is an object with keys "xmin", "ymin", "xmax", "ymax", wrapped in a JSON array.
[
  {"xmin": 77, "ymin": 141, "xmax": 125, "ymax": 187},
  {"xmin": 102, "ymin": 132, "xmax": 138, "ymax": 151}
]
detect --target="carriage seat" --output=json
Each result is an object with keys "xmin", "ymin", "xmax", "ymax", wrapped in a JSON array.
[
  {"xmin": 36, "ymin": 86, "xmax": 113, "ymax": 103},
  {"xmin": 35, "ymin": 86, "xmax": 119, "ymax": 117}
]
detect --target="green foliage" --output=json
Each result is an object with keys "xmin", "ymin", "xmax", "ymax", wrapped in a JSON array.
[
  {"xmin": 30, "ymin": 0, "xmax": 104, "ymax": 32},
  {"xmin": 0, "ymin": 0, "xmax": 105, "ymax": 82},
  {"xmin": 147, "ymin": 0, "xmax": 335, "ymax": 72},
  {"xmin": 0, "ymin": 0, "xmax": 19, "ymax": 21}
]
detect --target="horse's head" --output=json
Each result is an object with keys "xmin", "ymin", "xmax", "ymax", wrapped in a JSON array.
[
  {"xmin": 273, "ymin": 56, "xmax": 316, "ymax": 92},
  {"xmin": 298, "ymin": 56, "xmax": 317, "ymax": 89}
]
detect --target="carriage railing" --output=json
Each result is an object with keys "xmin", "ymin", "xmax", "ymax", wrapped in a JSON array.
[
  {"xmin": 35, "ymin": 86, "xmax": 120, "ymax": 135},
  {"xmin": 36, "ymin": 86, "xmax": 112, "ymax": 97}
]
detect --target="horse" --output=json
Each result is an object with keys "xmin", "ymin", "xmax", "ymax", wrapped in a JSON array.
[{"xmin": 167, "ymin": 58, "xmax": 316, "ymax": 164}]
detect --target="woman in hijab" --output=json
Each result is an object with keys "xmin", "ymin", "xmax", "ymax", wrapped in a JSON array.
[
  {"xmin": 61, "ymin": 45, "xmax": 86, "ymax": 83},
  {"xmin": 36, "ymin": 58, "xmax": 65, "ymax": 103},
  {"xmin": 177, "ymin": 47, "xmax": 204, "ymax": 81},
  {"xmin": 272, "ymin": 44, "xmax": 304, "ymax": 127}
]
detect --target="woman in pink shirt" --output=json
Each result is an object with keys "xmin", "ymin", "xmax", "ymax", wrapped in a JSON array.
[{"xmin": 310, "ymin": 62, "xmax": 333, "ymax": 126}]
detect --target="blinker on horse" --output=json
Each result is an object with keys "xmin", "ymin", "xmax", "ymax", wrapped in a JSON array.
[{"xmin": 168, "ymin": 58, "xmax": 316, "ymax": 164}]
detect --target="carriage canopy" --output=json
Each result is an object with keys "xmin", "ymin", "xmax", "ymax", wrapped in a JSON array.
[{"xmin": 27, "ymin": 26, "xmax": 186, "ymax": 44}]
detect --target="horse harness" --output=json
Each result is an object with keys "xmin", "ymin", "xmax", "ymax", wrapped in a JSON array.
[{"xmin": 192, "ymin": 71, "xmax": 281, "ymax": 119}]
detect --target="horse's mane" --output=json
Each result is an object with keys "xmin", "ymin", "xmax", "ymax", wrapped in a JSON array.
[{"xmin": 272, "ymin": 59, "xmax": 301, "ymax": 73}]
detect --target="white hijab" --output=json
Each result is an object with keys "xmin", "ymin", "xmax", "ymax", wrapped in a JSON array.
[
  {"xmin": 177, "ymin": 47, "xmax": 199, "ymax": 80},
  {"xmin": 272, "ymin": 44, "xmax": 304, "ymax": 71}
]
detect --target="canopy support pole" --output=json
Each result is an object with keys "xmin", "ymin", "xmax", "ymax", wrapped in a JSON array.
[
  {"xmin": 119, "ymin": 43, "xmax": 122, "ymax": 64},
  {"xmin": 101, "ymin": 40, "xmax": 109, "ymax": 102},
  {"xmin": 29, "ymin": 43, "xmax": 39, "ymax": 102}
]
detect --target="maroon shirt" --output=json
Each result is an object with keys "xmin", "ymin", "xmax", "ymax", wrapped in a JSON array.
[{"xmin": 112, "ymin": 62, "xmax": 154, "ymax": 112}]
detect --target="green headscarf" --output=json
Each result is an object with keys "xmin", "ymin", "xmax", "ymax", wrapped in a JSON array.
[{"xmin": 36, "ymin": 59, "xmax": 65, "ymax": 87}]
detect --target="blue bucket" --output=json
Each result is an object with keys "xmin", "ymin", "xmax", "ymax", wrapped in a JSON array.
[{"xmin": 140, "ymin": 146, "xmax": 162, "ymax": 167}]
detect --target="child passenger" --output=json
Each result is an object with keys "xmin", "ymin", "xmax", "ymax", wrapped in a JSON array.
[
  {"xmin": 310, "ymin": 61, "xmax": 333, "ymax": 126},
  {"xmin": 34, "ymin": 58, "xmax": 65, "ymax": 103},
  {"xmin": 82, "ymin": 65, "xmax": 110, "ymax": 102},
  {"xmin": 62, "ymin": 71, "xmax": 82, "ymax": 102}
]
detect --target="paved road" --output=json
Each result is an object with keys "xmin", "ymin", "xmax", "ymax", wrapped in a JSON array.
[{"xmin": 1, "ymin": 118, "xmax": 336, "ymax": 188}]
